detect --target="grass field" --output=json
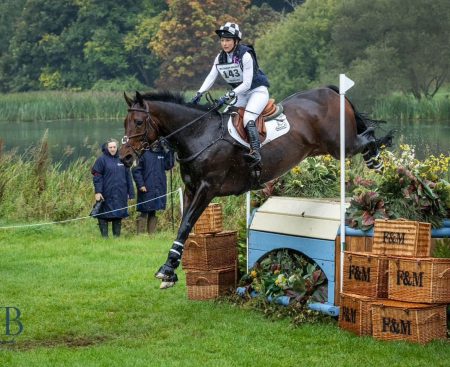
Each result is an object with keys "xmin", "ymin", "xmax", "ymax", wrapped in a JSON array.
[{"xmin": 0, "ymin": 223, "xmax": 449, "ymax": 366}]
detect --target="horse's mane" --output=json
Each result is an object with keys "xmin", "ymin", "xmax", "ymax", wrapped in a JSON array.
[{"xmin": 138, "ymin": 91, "xmax": 213, "ymax": 112}]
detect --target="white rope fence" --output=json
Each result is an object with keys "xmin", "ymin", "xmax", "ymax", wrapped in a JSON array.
[{"xmin": 0, "ymin": 187, "xmax": 183, "ymax": 230}]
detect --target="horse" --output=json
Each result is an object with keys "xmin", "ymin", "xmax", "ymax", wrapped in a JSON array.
[{"xmin": 120, "ymin": 86, "xmax": 393, "ymax": 288}]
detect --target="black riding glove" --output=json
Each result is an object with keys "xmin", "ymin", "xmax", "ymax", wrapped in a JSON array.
[
  {"xmin": 216, "ymin": 91, "xmax": 236, "ymax": 108},
  {"xmin": 190, "ymin": 92, "xmax": 203, "ymax": 105}
]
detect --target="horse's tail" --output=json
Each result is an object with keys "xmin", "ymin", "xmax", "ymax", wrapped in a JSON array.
[{"xmin": 327, "ymin": 85, "xmax": 394, "ymax": 171}]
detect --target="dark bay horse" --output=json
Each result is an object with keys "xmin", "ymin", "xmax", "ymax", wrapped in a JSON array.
[{"xmin": 120, "ymin": 87, "xmax": 392, "ymax": 288}]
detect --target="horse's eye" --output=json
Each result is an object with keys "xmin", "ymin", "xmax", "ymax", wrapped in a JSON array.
[{"xmin": 135, "ymin": 120, "xmax": 144, "ymax": 126}]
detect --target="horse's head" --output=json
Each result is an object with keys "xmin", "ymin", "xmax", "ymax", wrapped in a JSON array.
[{"xmin": 120, "ymin": 91, "xmax": 160, "ymax": 167}]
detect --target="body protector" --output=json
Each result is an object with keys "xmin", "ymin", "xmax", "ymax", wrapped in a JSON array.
[{"xmin": 217, "ymin": 44, "xmax": 270, "ymax": 90}]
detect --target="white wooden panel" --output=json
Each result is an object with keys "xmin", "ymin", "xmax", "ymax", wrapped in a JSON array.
[{"xmin": 250, "ymin": 212, "xmax": 340, "ymax": 240}]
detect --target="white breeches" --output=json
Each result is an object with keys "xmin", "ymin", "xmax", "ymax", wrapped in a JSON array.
[{"xmin": 234, "ymin": 86, "xmax": 269, "ymax": 127}]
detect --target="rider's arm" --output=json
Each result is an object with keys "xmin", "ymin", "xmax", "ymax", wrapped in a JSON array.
[
  {"xmin": 232, "ymin": 52, "xmax": 254, "ymax": 95},
  {"xmin": 198, "ymin": 54, "xmax": 220, "ymax": 94}
]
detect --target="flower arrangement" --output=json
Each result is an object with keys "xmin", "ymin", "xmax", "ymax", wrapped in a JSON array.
[
  {"xmin": 238, "ymin": 249, "xmax": 327, "ymax": 305},
  {"xmin": 252, "ymin": 145, "xmax": 450, "ymax": 230}
]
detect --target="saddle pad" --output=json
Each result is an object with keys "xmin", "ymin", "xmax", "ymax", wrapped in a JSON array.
[{"xmin": 228, "ymin": 113, "xmax": 290, "ymax": 148}]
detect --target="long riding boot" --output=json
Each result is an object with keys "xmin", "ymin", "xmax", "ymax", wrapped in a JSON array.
[
  {"xmin": 136, "ymin": 213, "xmax": 147, "ymax": 234},
  {"xmin": 244, "ymin": 120, "xmax": 261, "ymax": 167},
  {"xmin": 147, "ymin": 213, "xmax": 157, "ymax": 235},
  {"xmin": 98, "ymin": 219, "xmax": 108, "ymax": 238},
  {"xmin": 112, "ymin": 219, "xmax": 122, "ymax": 237}
]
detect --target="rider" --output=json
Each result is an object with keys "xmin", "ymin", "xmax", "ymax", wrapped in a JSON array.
[{"xmin": 191, "ymin": 22, "xmax": 270, "ymax": 167}]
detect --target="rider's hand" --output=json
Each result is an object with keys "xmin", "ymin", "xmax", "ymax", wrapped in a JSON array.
[
  {"xmin": 95, "ymin": 193, "xmax": 104, "ymax": 201},
  {"xmin": 190, "ymin": 92, "xmax": 203, "ymax": 105},
  {"xmin": 217, "ymin": 91, "xmax": 236, "ymax": 107}
]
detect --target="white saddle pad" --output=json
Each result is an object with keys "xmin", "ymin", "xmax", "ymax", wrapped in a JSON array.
[{"xmin": 227, "ymin": 113, "xmax": 290, "ymax": 148}]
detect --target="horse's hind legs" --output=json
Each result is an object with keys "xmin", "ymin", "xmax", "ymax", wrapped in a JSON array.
[{"xmin": 155, "ymin": 183, "xmax": 212, "ymax": 289}]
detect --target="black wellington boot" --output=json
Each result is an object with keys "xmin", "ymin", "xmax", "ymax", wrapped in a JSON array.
[
  {"xmin": 244, "ymin": 120, "xmax": 261, "ymax": 167},
  {"xmin": 112, "ymin": 219, "xmax": 122, "ymax": 237},
  {"xmin": 98, "ymin": 219, "xmax": 109, "ymax": 238}
]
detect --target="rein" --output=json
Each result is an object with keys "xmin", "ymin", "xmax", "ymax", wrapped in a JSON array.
[{"xmin": 124, "ymin": 102, "xmax": 228, "ymax": 163}]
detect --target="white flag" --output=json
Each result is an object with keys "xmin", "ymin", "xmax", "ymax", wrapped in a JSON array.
[{"xmin": 339, "ymin": 74, "xmax": 355, "ymax": 94}]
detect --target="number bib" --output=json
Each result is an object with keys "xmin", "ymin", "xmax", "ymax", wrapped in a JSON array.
[{"xmin": 216, "ymin": 63, "xmax": 243, "ymax": 84}]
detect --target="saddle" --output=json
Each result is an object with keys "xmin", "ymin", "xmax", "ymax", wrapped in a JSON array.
[{"xmin": 232, "ymin": 99, "xmax": 284, "ymax": 143}]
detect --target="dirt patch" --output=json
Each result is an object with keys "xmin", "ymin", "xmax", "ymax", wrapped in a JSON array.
[{"xmin": 3, "ymin": 335, "xmax": 109, "ymax": 350}]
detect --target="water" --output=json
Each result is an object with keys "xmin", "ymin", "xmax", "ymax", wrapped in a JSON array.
[
  {"xmin": 0, "ymin": 119, "xmax": 449, "ymax": 164},
  {"xmin": 0, "ymin": 119, "xmax": 124, "ymax": 163}
]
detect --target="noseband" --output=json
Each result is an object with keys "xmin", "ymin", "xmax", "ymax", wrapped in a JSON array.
[{"xmin": 122, "ymin": 107, "xmax": 161, "ymax": 156}]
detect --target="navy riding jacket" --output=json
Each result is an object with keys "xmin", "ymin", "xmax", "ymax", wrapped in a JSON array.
[
  {"xmin": 132, "ymin": 149, "xmax": 175, "ymax": 213},
  {"xmin": 218, "ymin": 44, "xmax": 270, "ymax": 89},
  {"xmin": 91, "ymin": 144, "xmax": 135, "ymax": 219}
]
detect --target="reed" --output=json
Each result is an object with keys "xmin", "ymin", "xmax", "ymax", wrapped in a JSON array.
[
  {"xmin": 372, "ymin": 93, "xmax": 450, "ymax": 121},
  {"xmin": 0, "ymin": 91, "xmax": 126, "ymax": 122}
]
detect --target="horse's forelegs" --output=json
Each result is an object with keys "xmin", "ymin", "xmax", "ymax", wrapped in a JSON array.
[{"xmin": 155, "ymin": 183, "xmax": 213, "ymax": 288}]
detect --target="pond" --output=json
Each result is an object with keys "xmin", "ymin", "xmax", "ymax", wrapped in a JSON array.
[{"xmin": 0, "ymin": 119, "xmax": 449, "ymax": 164}]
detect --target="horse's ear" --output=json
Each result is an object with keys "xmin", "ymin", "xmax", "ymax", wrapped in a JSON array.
[
  {"xmin": 124, "ymin": 92, "xmax": 133, "ymax": 107},
  {"xmin": 135, "ymin": 91, "xmax": 144, "ymax": 107}
]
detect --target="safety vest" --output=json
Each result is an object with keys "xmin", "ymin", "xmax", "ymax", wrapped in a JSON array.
[{"xmin": 217, "ymin": 44, "xmax": 270, "ymax": 90}]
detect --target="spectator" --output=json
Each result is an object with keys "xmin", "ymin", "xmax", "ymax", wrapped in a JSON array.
[
  {"xmin": 132, "ymin": 145, "xmax": 175, "ymax": 235},
  {"xmin": 91, "ymin": 139, "xmax": 135, "ymax": 237}
]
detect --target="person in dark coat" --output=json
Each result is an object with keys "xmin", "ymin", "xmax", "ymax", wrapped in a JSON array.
[
  {"xmin": 92, "ymin": 139, "xmax": 135, "ymax": 237},
  {"xmin": 132, "ymin": 146, "xmax": 175, "ymax": 235}
]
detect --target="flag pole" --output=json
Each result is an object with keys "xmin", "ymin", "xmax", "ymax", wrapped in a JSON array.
[{"xmin": 339, "ymin": 74, "xmax": 354, "ymax": 293}]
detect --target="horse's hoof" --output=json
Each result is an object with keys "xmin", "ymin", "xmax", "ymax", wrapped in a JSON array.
[
  {"xmin": 160, "ymin": 281, "xmax": 176, "ymax": 289},
  {"xmin": 155, "ymin": 264, "xmax": 175, "ymax": 280}
]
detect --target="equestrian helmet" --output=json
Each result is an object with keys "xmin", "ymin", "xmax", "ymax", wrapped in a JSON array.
[{"xmin": 215, "ymin": 22, "xmax": 242, "ymax": 40}]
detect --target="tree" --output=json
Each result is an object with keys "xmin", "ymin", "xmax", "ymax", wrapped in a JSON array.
[
  {"xmin": 332, "ymin": 0, "xmax": 450, "ymax": 100},
  {"xmin": 123, "ymin": 1, "xmax": 167, "ymax": 87},
  {"xmin": 256, "ymin": 0, "xmax": 337, "ymax": 100},
  {"xmin": 0, "ymin": 0, "xmax": 78, "ymax": 91},
  {"xmin": 150, "ymin": 0, "xmax": 251, "ymax": 89}
]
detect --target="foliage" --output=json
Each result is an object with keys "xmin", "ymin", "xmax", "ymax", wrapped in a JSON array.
[
  {"xmin": 256, "ymin": 0, "xmax": 338, "ymax": 100},
  {"xmin": 372, "ymin": 92, "xmax": 450, "ymax": 121},
  {"xmin": 0, "ymin": 0, "xmax": 166, "ymax": 92},
  {"xmin": 346, "ymin": 191, "xmax": 390, "ymax": 231},
  {"xmin": 150, "ymin": 0, "xmax": 251, "ymax": 89},
  {"xmin": 249, "ymin": 145, "xmax": 450, "ymax": 231},
  {"xmin": 90, "ymin": 77, "xmax": 148, "ymax": 92},
  {"xmin": 433, "ymin": 238, "xmax": 450, "ymax": 258},
  {"xmin": 331, "ymin": 0, "xmax": 450, "ymax": 103},
  {"xmin": 239, "ymin": 249, "xmax": 327, "ymax": 304}
]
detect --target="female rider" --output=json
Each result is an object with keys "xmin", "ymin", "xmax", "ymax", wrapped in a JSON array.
[{"xmin": 191, "ymin": 22, "xmax": 270, "ymax": 167}]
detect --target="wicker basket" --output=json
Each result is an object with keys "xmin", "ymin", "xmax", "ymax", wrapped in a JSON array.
[
  {"xmin": 339, "ymin": 293, "xmax": 375, "ymax": 336},
  {"xmin": 371, "ymin": 300, "xmax": 447, "ymax": 344},
  {"xmin": 193, "ymin": 203, "xmax": 223, "ymax": 234},
  {"xmin": 388, "ymin": 257, "xmax": 450, "ymax": 303},
  {"xmin": 372, "ymin": 219, "xmax": 431, "ymax": 257},
  {"xmin": 181, "ymin": 231, "xmax": 237, "ymax": 270},
  {"xmin": 186, "ymin": 267, "xmax": 236, "ymax": 300},
  {"xmin": 343, "ymin": 251, "xmax": 389, "ymax": 298}
]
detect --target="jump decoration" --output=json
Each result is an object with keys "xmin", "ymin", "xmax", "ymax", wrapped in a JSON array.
[
  {"xmin": 182, "ymin": 203, "xmax": 237, "ymax": 300},
  {"xmin": 339, "ymin": 219, "xmax": 449, "ymax": 344}
]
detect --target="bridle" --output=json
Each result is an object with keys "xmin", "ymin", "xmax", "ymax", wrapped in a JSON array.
[{"xmin": 122, "ymin": 105, "xmax": 160, "ymax": 157}]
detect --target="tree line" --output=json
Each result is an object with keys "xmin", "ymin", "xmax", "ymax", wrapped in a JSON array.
[{"xmin": 0, "ymin": 0, "xmax": 448, "ymax": 103}]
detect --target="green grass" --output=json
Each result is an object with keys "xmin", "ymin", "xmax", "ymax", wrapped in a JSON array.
[{"xmin": 1, "ymin": 224, "xmax": 449, "ymax": 366}]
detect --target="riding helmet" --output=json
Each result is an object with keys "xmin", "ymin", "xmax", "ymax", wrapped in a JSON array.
[{"xmin": 215, "ymin": 22, "xmax": 242, "ymax": 40}]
